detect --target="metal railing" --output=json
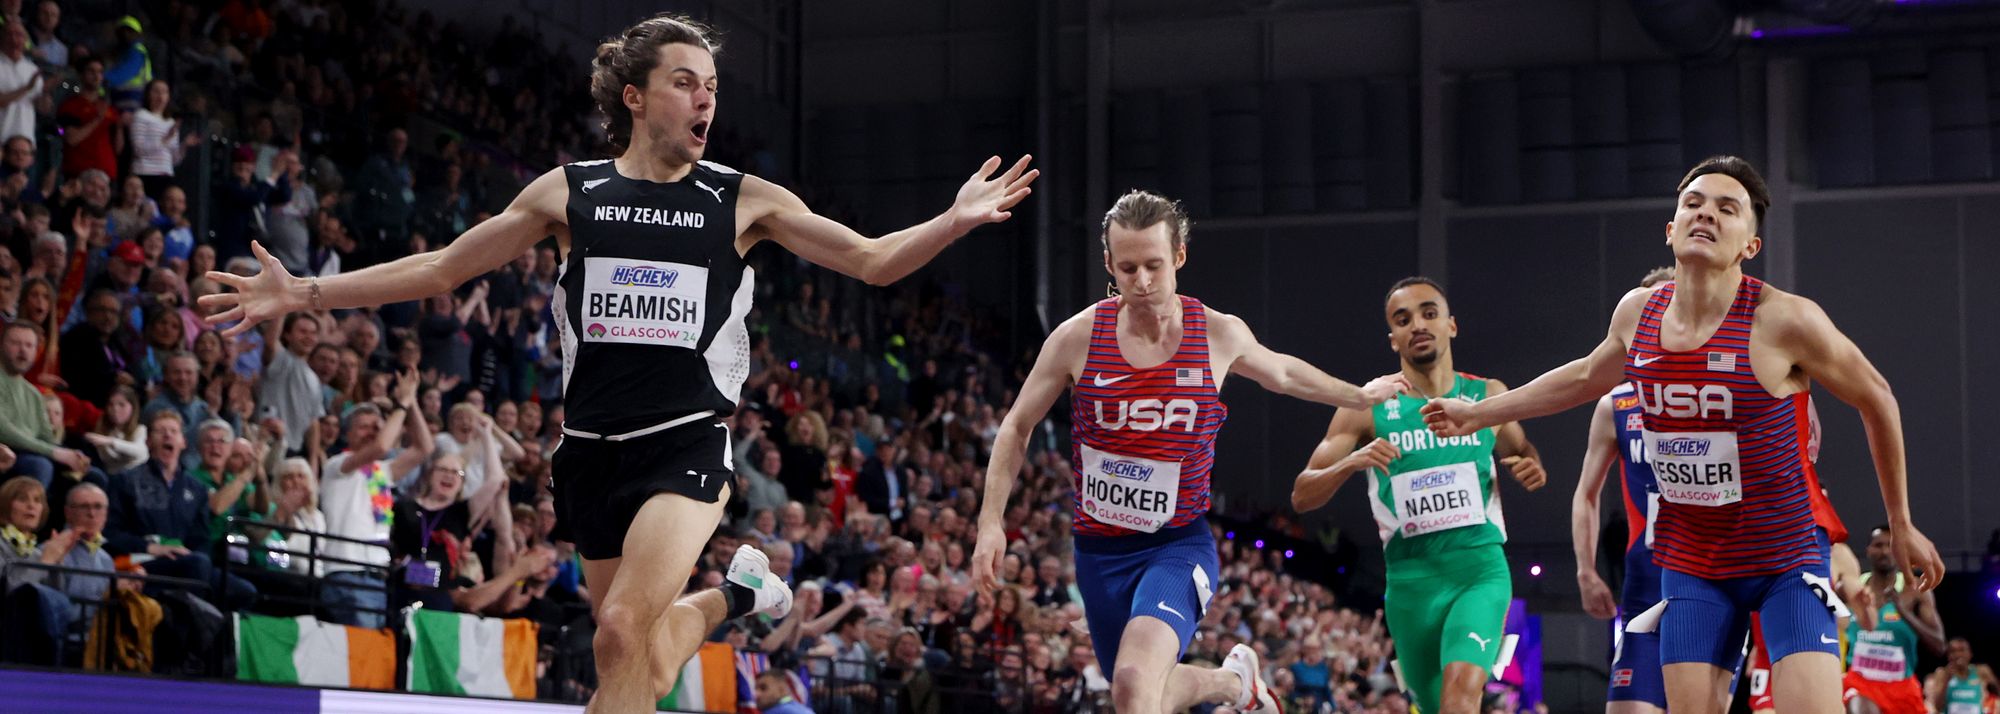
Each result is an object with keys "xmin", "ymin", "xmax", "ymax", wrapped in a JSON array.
[
  {"xmin": 5, "ymin": 561, "xmax": 210, "ymax": 674},
  {"xmin": 218, "ymin": 516, "xmax": 394, "ymax": 625}
]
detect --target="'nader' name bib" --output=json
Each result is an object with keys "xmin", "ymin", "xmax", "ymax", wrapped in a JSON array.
[
  {"xmin": 1390, "ymin": 462, "xmax": 1486, "ymax": 537},
  {"xmin": 1646, "ymin": 430, "xmax": 1742, "ymax": 506},
  {"xmin": 1078, "ymin": 444, "xmax": 1178, "ymax": 533},
  {"xmin": 581, "ymin": 257, "xmax": 708, "ymax": 348}
]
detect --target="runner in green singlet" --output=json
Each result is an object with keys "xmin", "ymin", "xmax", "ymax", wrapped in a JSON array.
[
  {"xmin": 1845, "ymin": 525, "xmax": 1947, "ymax": 714},
  {"xmin": 1291, "ymin": 277, "xmax": 1548, "ymax": 714},
  {"xmin": 1927, "ymin": 638, "xmax": 1999, "ymax": 714}
]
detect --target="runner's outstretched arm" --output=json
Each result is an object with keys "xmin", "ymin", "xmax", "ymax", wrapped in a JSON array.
[
  {"xmin": 1775, "ymin": 294, "xmax": 1946, "ymax": 591},
  {"xmin": 1208, "ymin": 310, "xmax": 1405, "ymax": 410},
  {"xmin": 746, "ymin": 156, "xmax": 1037, "ymax": 286},
  {"xmin": 972, "ymin": 311, "xmax": 1085, "ymax": 593},
  {"xmin": 1570, "ymin": 396, "xmax": 1620, "ymax": 619},
  {"xmin": 1423, "ymin": 287, "xmax": 1650, "ymax": 436},
  {"xmin": 201, "ymin": 168, "xmax": 568, "ymax": 335}
]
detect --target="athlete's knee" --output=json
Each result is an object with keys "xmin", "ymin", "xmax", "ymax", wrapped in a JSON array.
[
  {"xmin": 1437, "ymin": 664, "xmax": 1487, "ymax": 714},
  {"xmin": 1109, "ymin": 665, "xmax": 1157, "ymax": 712},
  {"xmin": 592, "ymin": 601, "xmax": 655, "ymax": 663}
]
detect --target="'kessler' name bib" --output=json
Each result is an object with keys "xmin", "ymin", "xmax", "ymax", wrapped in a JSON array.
[
  {"xmin": 582, "ymin": 257, "xmax": 708, "ymax": 348},
  {"xmin": 1390, "ymin": 462, "xmax": 1485, "ymax": 537},
  {"xmin": 1646, "ymin": 430, "xmax": 1742, "ymax": 506},
  {"xmin": 1079, "ymin": 444, "xmax": 1178, "ymax": 533}
]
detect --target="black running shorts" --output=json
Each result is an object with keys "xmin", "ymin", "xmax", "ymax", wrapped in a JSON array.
[{"xmin": 548, "ymin": 417, "xmax": 733, "ymax": 560}]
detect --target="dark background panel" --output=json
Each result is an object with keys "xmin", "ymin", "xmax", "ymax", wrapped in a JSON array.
[
  {"xmin": 1445, "ymin": 215, "xmax": 1606, "ymax": 546},
  {"xmin": 1794, "ymin": 198, "xmax": 1965, "ymax": 550}
]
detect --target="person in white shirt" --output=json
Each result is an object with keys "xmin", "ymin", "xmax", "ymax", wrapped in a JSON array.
[
  {"xmin": 0, "ymin": 22, "xmax": 45, "ymax": 150},
  {"xmin": 127, "ymin": 79, "xmax": 200, "ymax": 200},
  {"xmin": 318, "ymin": 374, "xmax": 431, "ymax": 628}
]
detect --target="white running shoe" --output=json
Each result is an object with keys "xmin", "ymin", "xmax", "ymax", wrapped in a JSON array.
[
  {"xmin": 726, "ymin": 544, "xmax": 793, "ymax": 619},
  {"xmin": 1223, "ymin": 643, "xmax": 1282, "ymax": 712}
]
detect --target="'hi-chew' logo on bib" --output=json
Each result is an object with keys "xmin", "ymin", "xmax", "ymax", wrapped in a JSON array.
[{"xmin": 582, "ymin": 257, "xmax": 708, "ymax": 348}]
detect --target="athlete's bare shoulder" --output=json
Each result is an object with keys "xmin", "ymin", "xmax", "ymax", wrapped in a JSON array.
[
  {"xmin": 1202, "ymin": 305, "xmax": 1253, "ymax": 342},
  {"xmin": 1607, "ymin": 284, "xmax": 1661, "ymax": 345},
  {"xmin": 1035, "ymin": 304, "xmax": 1099, "ymax": 379},
  {"xmin": 518, "ymin": 166, "xmax": 572, "ymax": 223},
  {"xmin": 1750, "ymin": 286, "xmax": 1841, "ymax": 345}
]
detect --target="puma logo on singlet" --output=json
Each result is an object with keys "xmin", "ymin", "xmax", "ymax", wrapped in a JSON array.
[
  {"xmin": 1468, "ymin": 632, "xmax": 1492, "ymax": 651},
  {"xmin": 695, "ymin": 179, "xmax": 726, "ymax": 203}
]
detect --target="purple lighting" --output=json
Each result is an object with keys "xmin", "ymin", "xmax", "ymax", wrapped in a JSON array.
[
  {"xmin": 1225, "ymin": 531, "xmax": 1234, "ymax": 540},
  {"xmin": 1283, "ymin": 550, "xmax": 1295, "ymax": 559},
  {"xmin": 1751, "ymin": 29, "xmax": 1765, "ymax": 38},
  {"xmin": 1253, "ymin": 539, "xmax": 1265, "ymax": 550},
  {"xmin": 788, "ymin": 360, "xmax": 799, "ymax": 370}
]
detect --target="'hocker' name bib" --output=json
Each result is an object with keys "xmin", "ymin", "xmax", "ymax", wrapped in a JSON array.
[
  {"xmin": 581, "ymin": 257, "xmax": 707, "ymax": 348},
  {"xmin": 1390, "ymin": 462, "xmax": 1485, "ymax": 537},
  {"xmin": 1079, "ymin": 444, "xmax": 1179, "ymax": 533},
  {"xmin": 1646, "ymin": 430, "xmax": 1742, "ymax": 506}
]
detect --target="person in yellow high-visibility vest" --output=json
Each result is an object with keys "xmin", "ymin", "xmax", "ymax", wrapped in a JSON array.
[{"xmin": 103, "ymin": 16, "xmax": 149, "ymax": 110}]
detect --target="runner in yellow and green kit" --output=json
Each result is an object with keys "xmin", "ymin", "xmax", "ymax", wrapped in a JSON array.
[{"xmin": 1292, "ymin": 277, "xmax": 1548, "ymax": 714}]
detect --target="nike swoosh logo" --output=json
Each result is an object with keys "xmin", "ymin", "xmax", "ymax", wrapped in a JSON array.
[
  {"xmin": 1093, "ymin": 373, "xmax": 1132, "ymax": 387},
  {"xmin": 1820, "ymin": 634, "xmax": 1838, "ymax": 644},
  {"xmin": 1157, "ymin": 601, "xmax": 1184, "ymax": 620},
  {"xmin": 1634, "ymin": 354, "xmax": 1664, "ymax": 367}
]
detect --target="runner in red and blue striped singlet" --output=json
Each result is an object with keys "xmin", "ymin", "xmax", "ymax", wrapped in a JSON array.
[
  {"xmin": 1628, "ymin": 275, "xmax": 1819, "ymax": 579},
  {"xmin": 1069, "ymin": 294, "xmax": 1226, "ymax": 537},
  {"xmin": 973, "ymin": 190, "xmax": 1406, "ymax": 714},
  {"xmin": 1415, "ymin": 156, "xmax": 1944, "ymax": 714}
]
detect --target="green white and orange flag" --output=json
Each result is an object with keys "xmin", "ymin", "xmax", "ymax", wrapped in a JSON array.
[
  {"xmin": 405, "ymin": 608, "xmax": 539, "ymax": 699},
  {"xmin": 234, "ymin": 613, "xmax": 396, "ymax": 690}
]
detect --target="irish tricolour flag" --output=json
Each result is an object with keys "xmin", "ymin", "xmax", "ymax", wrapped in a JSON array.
[
  {"xmin": 406, "ymin": 608, "xmax": 540, "ymax": 699},
  {"xmin": 234, "ymin": 614, "xmax": 395, "ymax": 689},
  {"xmin": 658, "ymin": 642, "xmax": 740, "ymax": 712}
]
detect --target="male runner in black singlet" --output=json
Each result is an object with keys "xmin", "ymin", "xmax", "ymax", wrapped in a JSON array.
[{"xmin": 202, "ymin": 14, "xmax": 1038, "ymax": 712}]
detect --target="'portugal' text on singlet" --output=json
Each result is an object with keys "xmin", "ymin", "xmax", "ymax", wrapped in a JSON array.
[
  {"xmin": 1069, "ymin": 296, "xmax": 1226, "ymax": 537},
  {"xmin": 555, "ymin": 160, "xmax": 754, "ymax": 434},
  {"xmin": 1627, "ymin": 276, "xmax": 1819, "ymax": 579},
  {"xmin": 1368, "ymin": 374, "xmax": 1506, "ymax": 563}
]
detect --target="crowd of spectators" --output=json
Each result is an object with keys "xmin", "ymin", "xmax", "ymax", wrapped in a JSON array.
[{"xmin": 0, "ymin": 1, "xmax": 1411, "ymax": 712}]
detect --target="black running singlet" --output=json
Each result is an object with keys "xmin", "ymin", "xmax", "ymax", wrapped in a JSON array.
[{"xmin": 555, "ymin": 159, "xmax": 754, "ymax": 434}]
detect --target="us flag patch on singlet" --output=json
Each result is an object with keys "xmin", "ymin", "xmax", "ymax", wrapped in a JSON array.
[
  {"xmin": 1708, "ymin": 352, "xmax": 1737, "ymax": 372},
  {"xmin": 1176, "ymin": 368, "xmax": 1202, "ymax": 387}
]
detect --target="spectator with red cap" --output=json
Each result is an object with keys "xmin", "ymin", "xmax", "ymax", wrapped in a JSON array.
[{"xmin": 213, "ymin": 144, "xmax": 290, "ymax": 264}]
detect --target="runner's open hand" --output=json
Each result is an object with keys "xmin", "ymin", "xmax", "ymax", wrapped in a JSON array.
[
  {"xmin": 201, "ymin": 241, "xmax": 301, "ymax": 336},
  {"xmin": 948, "ymin": 156, "xmax": 1038, "ymax": 231}
]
